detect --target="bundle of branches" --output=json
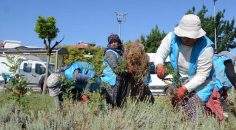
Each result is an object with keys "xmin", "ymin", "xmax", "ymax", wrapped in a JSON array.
[
  {"xmin": 124, "ymin": 42, "xmax": 149, "ymax": 76},
  {"xmin": 123, "ymin": 42, "xmax": 153, "ymax": 102}
]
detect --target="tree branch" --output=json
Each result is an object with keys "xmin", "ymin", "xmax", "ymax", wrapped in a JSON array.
[{"xmin": 51, "ymin": 36, "xmax": 64, "ymax": 51}]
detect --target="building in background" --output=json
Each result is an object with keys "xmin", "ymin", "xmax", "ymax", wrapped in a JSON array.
[
  {"xmin": 74, "ymin": 41, "xmax": 96, "ymax": 49},
  {"xmin": 0, "ymin": 40, "xmax": 21, "ymax": 48}
]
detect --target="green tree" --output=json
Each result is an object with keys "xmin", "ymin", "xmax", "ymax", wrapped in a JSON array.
[
  {"xmin": 187, "ymin": 5, "xmax": 236, "ymax": 52},
  {"xmin": 140, "ymin": 26, "xmax": 166, "ymax": 53},
  {"xmin": 34, "ymin": 16, "xmax": 63, "ymax": 94},
  {"xmin": 62, "ymin": 45, "xmax": 103, "ymax": 65},
  {"xmin": 63, "ymin": 46, "xmax": 105, "ymax": 80},
  {"xmin": 63, "ymin": 46, "xmax": 87, "ymax": 65}
]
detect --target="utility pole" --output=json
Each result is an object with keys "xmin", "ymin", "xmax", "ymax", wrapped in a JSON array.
[
  {"xmin": 115, "ymin": 12, "xmax": 127, "ymax": 39},
  {"xmin": 213, "ymin": 0, "xmax": 217, "ymax": 52}
]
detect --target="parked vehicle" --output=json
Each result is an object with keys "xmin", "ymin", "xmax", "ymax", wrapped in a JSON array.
[
  {"xmin": 0, "ymin": 56, "xmax": 55, "ymax": 90},
  {"xmin": 17, "ymin": 60, "xmax": 55, "ymax": 85}
]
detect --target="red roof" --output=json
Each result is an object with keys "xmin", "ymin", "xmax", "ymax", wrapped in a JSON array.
[
  {"xmin": 74, "ymin": 43, "xmax": 96, "ymax": 49},
  {"xmin": 75, "ymin": 44, "xmax": 88, "ymax": 49}
]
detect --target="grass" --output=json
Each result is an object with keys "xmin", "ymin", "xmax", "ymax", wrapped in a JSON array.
[
  {"xmin": 0, "ymin": 92, "xmax": 236, "ymax": 130},
  {"xmin": 0, "ymin": 92, "xmax": 55, "ymax": 113}
]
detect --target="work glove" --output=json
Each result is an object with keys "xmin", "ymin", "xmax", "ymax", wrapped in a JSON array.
[
  {"xmin": 81, "ymin": 95, "xmax": 89, "ymax": 102},
  {"xmin": 156, "ymin": 64, "xmax": 166, "ymax": 79},
  {"xmin": 177, "ymin": 86, "xmax": 187, "ymax": 100}
]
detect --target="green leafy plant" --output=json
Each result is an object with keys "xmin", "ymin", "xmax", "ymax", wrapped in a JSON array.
[
  {"xmin": 1, "ymin": 55, "xmax": 23, "ymax": 73},
  {"xmin": 1, "ymin": 55, "xmax": 28, "ymax": 94},
  {"xmin": 114, "ymin": 60, "xmax": 127, "ymax": 76},
  {"xmin": 58, "ymin": 75, "xmax": 76, "ymax": 101},
  {"xmin": 7, "ymin": 74, "xmax": 28, "ymax": 94},
  {"xmin": 3, "ymin": 74, "xmax": 29, "ymax": 107},
  {"xmin": 165, "ymin": 62, "xmax": 181, "ymax": 87}
]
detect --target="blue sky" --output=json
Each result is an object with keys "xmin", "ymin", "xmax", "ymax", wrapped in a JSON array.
[{"xmin": 0, "ymin": 0, "xmax": 235, "ymax": 48}]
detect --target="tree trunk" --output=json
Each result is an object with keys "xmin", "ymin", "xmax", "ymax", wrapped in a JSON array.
[{"xmin": 42, "ymin": 53, "xmax": 51, "ymax": 94}]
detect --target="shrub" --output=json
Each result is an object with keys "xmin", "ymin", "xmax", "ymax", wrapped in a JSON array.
[{"xmin": 1, "ymin": 93, "xmax": 235, "ymax": 130}]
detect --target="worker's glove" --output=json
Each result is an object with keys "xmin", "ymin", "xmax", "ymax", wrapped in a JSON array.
[
  {"xmin": 177, "ymin": 86, "xmax": 187, "ymax": 100},
  {"xmin": 156, "ymin": 64, "xmax": 166, "ymax": 79},
  {"xmin": 81, "ymin": 95, "xmax": 89, "ymax": 102}
]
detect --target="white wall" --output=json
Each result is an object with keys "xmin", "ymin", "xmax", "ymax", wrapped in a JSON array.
[
  {"xmin": 3, "ymin": 40, "xmax": 21, "ymax": 48},
  {"xmin": 0, "ymin": 56, "xmax": 11, "ymax": 74}
]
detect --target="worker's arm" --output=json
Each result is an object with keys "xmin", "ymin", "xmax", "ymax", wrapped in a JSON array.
[
  {"xmin": 73, "ymin": 69, "xmax": 91, "ymax": 82},
  {"xmin": 155, "ymin": 32, "xmax": 172, "ymax": 66}
]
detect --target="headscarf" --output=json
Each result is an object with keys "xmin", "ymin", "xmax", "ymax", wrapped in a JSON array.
[
  {"xmin": 105, "ymin": 33, "xmax": 124, "ymax": 56},
  {"xmin": 108, "ymin": 34, "xmax": 122, "ymax": 45}
]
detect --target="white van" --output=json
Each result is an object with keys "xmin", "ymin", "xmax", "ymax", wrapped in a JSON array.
[
  {"xmin": 0, "ymin": 57, "xmax": 54, "ymax": 90},
  {"xmin": 17, "ymin": 60, "xmax": 55, "ymax": 85}
]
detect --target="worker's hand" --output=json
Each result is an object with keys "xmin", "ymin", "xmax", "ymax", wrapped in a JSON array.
[
  {"xmin": 81, "ymin": 95, "xmax": 89, "ymax": 102},
  {"xmin": 156, "ymin": 64, "xmax": 166, "ymax": 79},
  {"xmin": 177, "ymin": 86, "xmax": 187, "ymax": 100}
]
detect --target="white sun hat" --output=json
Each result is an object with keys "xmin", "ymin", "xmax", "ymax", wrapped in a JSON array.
[{"xmin": 174, "ymin": 14, "xmax": 206, "ymax": 39}]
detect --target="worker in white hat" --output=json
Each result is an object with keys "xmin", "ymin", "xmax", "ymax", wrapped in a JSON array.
[{"xmin": 155, "ymin": 14, "xmax": 215, "ymax": 122}]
